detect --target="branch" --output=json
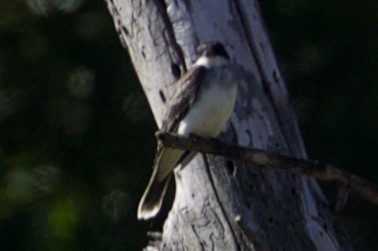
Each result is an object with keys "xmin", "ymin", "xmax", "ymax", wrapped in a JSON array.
[{"xmin": 156, "ymin": 131, "xmax": 378, "ymax": 206}]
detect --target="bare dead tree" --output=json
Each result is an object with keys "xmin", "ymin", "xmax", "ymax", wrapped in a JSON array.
[{"xmin": 105, "ymin": 0, "xmax": 352, "ymax": 249}]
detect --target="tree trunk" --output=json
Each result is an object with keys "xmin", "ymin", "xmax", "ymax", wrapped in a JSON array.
[{"xmin": 105, "ymin": 0, "xmax": 352, "ymax": 249}]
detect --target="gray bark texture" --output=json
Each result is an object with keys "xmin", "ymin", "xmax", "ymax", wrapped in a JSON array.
[{"xmin": 105, "ymin": 0, "xmax": 352, "ymax": 250}]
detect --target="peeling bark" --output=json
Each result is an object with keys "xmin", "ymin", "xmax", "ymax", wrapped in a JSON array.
[{"xmin": 104, "ymin": 0, "xmax": 352, "ymax": 250}]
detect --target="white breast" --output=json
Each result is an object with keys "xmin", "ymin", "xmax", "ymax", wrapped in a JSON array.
[{"xmin": 177, "ymin": 83, "xmax": 237, "ymax": 137}]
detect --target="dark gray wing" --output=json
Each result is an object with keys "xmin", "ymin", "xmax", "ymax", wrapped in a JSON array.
[
  {"xmin": 150, "ymin": 66, "xmax": 206, "ymax": 187},
  {"xmin": 138, "ymin": 66, "xmax": 207, "ymax": 219},
  {"xmin": 161, "ymin": 65, "xmax": 207, "ymax": 132}
]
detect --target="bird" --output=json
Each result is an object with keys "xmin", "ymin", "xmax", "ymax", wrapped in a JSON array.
[{"xmin": 137, "ymin": 42, "xmax": 241, "ymax": 220}]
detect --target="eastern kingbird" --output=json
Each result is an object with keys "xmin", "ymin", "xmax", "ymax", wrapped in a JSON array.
[{"xmin": 138, "ymin": 42, "xmax": 240, "ymax": 220}]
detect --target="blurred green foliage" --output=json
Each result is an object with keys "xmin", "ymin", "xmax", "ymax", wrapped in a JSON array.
[
  {"xmin": 0, "ymin": 0, "xmax": 376, "ymax": 250},
  {"xmin": 0, "ymin": 0, "xmax": 154, "ymax": 250}
]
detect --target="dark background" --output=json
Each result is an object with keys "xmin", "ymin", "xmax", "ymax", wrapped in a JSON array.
[{"xmin": 0, "ymin": 0, "xmax": 376, "ymax": 250}]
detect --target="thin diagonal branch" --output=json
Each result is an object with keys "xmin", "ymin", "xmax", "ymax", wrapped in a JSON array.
[{"xmin": 156, "ymin": 131, "xmax": 378, "ymax": 206}]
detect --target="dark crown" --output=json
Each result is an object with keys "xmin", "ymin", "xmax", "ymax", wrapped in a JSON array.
[{"xmin": 197, "ymin": 42, "xmax": 230, "ymax": 60}]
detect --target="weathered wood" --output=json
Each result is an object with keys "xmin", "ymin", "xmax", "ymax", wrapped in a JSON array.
[
  {"xmin": 105, "ymin": 0, "xmax": 352, "ymax": 249},
  {"xmin": 157, "ymin": 132, "xmax": 378, "ymax": 206}
]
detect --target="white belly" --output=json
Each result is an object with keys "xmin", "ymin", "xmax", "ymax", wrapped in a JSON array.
[{"xmin": 178, "ymin": 84, "xmax": 237, "ymax": 137}]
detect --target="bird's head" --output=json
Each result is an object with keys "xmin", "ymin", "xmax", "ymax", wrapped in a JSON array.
[{"xmin": 195, "ymin": 42, "xmax": 230, "ymax": 67}]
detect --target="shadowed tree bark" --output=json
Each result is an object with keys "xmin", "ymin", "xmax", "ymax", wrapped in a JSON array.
[{"xmin": 105, "ymin": 0, "xmax": 352, "ymax": 249}]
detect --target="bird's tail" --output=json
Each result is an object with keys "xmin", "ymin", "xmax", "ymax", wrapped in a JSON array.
[
  {"xmin": 137, "ymin": 169, "xmax": 172, "ymax": 220},
  {"xmin": 138, "ymin": 148, "xmax": 182, "ymax": 220}
]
